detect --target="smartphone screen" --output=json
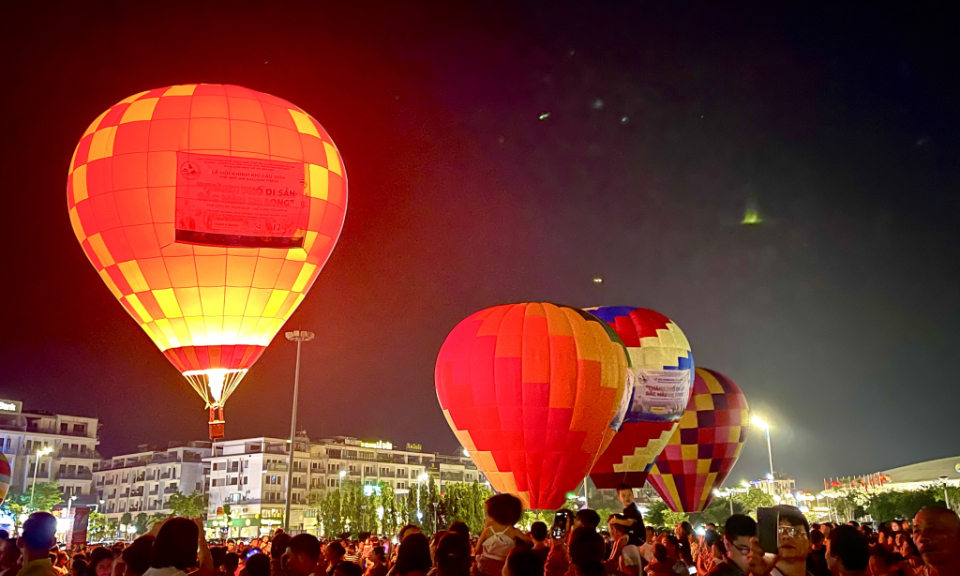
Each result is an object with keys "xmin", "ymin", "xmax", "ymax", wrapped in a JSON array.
[
  {"xmin": 756, "ymin": 506, "xmax": 780, "ymax": 555},
  {"xmin": 552, "ymin": 510, "xmax": 569, "ymax": 539}
]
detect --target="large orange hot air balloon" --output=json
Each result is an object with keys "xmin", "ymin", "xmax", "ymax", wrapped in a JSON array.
[
  {"xmin": 647, "ymin": 368, "xmax": 749, "ymax": 512},
  {"xmin": 586, "ymin": 307, "xmax": 695, "ymax": 489},
  {"xmin": 67, "ymin": 84, "xmax": 347, "ymax": 438},
  {"xmin": 435, "ymin": 303, "xmax": 630, "ymax": 509}
]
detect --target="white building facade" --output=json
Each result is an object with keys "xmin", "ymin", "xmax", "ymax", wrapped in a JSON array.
[
  {"xmin": 93, "ymin": 441, "xmax": 211, "ymax": 522},
  {"xmin": 0, "ymin": 399, "xmax": 101, "ymax": 508},
  {"xmin": 204, "ymin": 436, "xmax": 483, "ymax": 537}
]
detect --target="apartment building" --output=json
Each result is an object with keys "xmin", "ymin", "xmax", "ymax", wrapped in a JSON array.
[
  {"xmin": 0, "ymin": 398, "xmax": 101, "ymax": 507},
  {"xmin": 93, "ymin": 441, "xmax": 211, "ymax": 522},
  {"xmin": 204, "ymin": 436, "xmax": 483, "ymax": 537}
]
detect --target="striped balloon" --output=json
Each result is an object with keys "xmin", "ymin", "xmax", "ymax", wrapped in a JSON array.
[
  {"xmin": 586, "ymin": 307, "xmax": 694, "ymax": 490},
  {"xmin": 647, "ymin": 368, "xmax": 749, "ymax": 512},
  {"xmin": 0, "ymin": 452, "xmax": 11, "ymax": 504}
]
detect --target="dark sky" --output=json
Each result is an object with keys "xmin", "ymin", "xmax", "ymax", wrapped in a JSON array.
[{"xmin": 2, "ymin": 2, "xmax": 958, "ymax": 491}]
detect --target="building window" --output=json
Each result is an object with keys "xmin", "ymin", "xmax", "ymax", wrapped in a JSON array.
[{"xmin": 60, "ymin": 423, "xmax": 68, "ymax": 433}]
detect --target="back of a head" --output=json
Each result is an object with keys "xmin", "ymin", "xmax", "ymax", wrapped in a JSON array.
[
  {"xmin": 22, "ymin": 512, "xmax": 57, "ymax": 552},
  {"xmin": 506, "ymin": 547, "xmax": 544, "ymax": 576},
  {"xmin": 569, "ymin": 527, "xmax": 605, "ymax": 576},
  {"xmin": 271, "ymin": 532, "xmax": 292, "ymax": 560},
  {"xmin": 72, "ymin": 560, "xmax": 88, "ymax": 574},
  {"xmin": 223, "ymin": 552, "xmax": 240, "ymax": 570},
  {"xmin": 121, "ymin": 536, "xmax": 155, "ymax": 576},
  {"xmin": 245, "ymin": 553, "xmax": 270, "ymax": 576},
  {"xmin": 289, "ymin": 534, "xmax": 321, "ymax": 564},
  {"xmin": 85, "ymin": 547, "xmax": 115, "ymax": 576},
  {"xmin": 575, "ymin": 509, "xmax": 601, "ymax": 530},
  {"xmin": 723, "ymin": 515, "xmax": 757, "ymax": 544},
  {"xmin": 678, "ymin": 522, "xmax": 693, "ymax": 537},
  {"xmin": 150, "ymin": 517, "xmax": 199, "ymax": 570},
  {"xmin": 448, "ymin": 521, "xmax": 470, "ymax": 541},
  {"xmin": 326, "ymin": 541, "xmax": 345, "ymax": 558},
  {"xmin": 396, "ymin": 533, "xmax": 432, "ymax": 575},
  {"xmin": 485, "ymin": 494, "xmax": 523, "ymax": 526},
  {"xmin": 334, "ymin": 562, "xmax": 363, "ymax": 576},
  {"xmin": 653, "ymin": 544, "xmax": 667, "ymax": 562},
  {"xmin": 397, "ymin": 525, "xmax": 420, "ymax": 543},
  {"xmin": 210, "ymin": 547, "xmax": 226, "ymax": 569},
  {"xmin": 828, "ymin": 525, "xmax": 869, "ymax": 572},
  {"xmin": 435, "ymin": 532, "xmax": 471, "ymax": 576},
  {"xmin": 530, "ymin": 521, "xmax": 548, "ymax": 542}
]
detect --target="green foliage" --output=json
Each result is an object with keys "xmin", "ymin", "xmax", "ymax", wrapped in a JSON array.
[
  {"xmin": 643, "ymin": 500, "xmax": 670, "ymax": 526},
  {"xmin": 442, "ymin": 482, "xmax": 493, "ymax": 535},
  {"xmin": 134, "ymin": 512, "xmax": 149, "ymax": 534},
  {"xmin": 120, "ymin": 512, "xmax": 132, "ymax": 526},
  {"xmin": 167, "ymin": 491, "xmax": 209, "ymax": 518},
  {"xmin": 866, "ymin": 484, "xmax": 960, "ymax": 522},
  {"xmin": 0, "ymin": 484, "xmax": 65, "ymax": 532},
  {"xmin": 88, "ymin": 511, "xmax": 109, "ymax": 541}
]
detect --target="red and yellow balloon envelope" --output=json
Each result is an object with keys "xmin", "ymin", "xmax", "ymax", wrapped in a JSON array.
[
  {"xmin": 586, "ymin": 307, "xmax": 694, "ymax": 489},
  {"xmin": 435, "ymin": 303, "xmax": 630, "ymax": 509},
  {"xmin": 0, "ymin": 452, "xmax": 10, "ymax": 504},
  {"xmin": 67, "ymin": 84, "xmax": 347, "ymax": 438},
  {"xmin": 647, "ymin": 368, "xmax": 749, "ymax": 512}
]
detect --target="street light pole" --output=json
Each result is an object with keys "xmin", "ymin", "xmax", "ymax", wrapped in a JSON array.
[
  {"xmin": 283, "ymin": 330, "xmax": 315, "ymax": 532},
  {"xmin": 751, "ymin": 416, "xmax": 774, "ymax": 476},
  {"xmin": 29, "ymin": 446, "xmax": 52, "ymax": 509},
  {"xmin": 940, "ymin": 476, "xmax": 952, "ymax": 509}
]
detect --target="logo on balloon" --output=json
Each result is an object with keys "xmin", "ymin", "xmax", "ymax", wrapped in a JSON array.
[{"xmin": 179, "ymin": 161, "xmax": 201, "ymax": 180}]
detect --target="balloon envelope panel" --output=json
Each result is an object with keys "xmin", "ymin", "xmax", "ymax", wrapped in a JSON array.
[
  {"xmin": 436, "ymin": 303, "xmax": 630, "ymax": 509},
  {"xmin": 647, "ymin": 368, "xmax": 749, "ymax": 512},
  {"xmin": 586, "ymin": 306, "xmax": 694, "ymax": 489}
]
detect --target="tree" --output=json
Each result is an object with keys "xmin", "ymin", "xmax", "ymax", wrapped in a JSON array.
[
  {"xmin": 866, "ymin": 484, "xmax": 960, "ymax": 522},
  {"xmin": 167, "ymin": 491, "xmax": 209, "ymax": 519},
  {"xmin": 134, "ymin": 512, "xmax": 149, "ymax": 534},
  {"xmin": 120, "ymin": 512, "xmax": 132, "ymax": 526},
  {"xmin": 0, "ymin": 484, "xmax": 65, "ymax": 532},
  {"xmin": 88, "ymin": 511, "xmax": 109, "ymax": 542}
]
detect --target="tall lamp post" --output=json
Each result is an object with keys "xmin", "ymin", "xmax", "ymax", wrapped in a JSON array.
[
  {"xmin": 751, "ymin": 416, "xmax": 774, "ymax": 477},
  {"xmin": 29, "ymin": 446, "xmax": 54, "ymax": 509},
  {"xmin": 339, "ymin": 470, "xmax": 348, "ymax": 524},
  {"xmin": 940, "ymin": 476, "xmax": 952, "ymax": 510},
  {"xmin": 283, "ymin": 330, "xmax": 315, "ymax": 531}
]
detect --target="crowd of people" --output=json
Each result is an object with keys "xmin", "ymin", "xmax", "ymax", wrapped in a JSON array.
[{"xmin": 0, "ymin": 481, "xmax": 957, "ymax": 576}]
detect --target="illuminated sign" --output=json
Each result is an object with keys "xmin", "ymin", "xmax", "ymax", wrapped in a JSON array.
[
  {"xmin": 0, "ymin": 400, "xmax": 21, "ymax": 413},
  {"xmin": 360, "ymin": 440, "xmax": 393, "ymax": 450},
  {"xmin": 406, "ymin": 443, "xmax": 422, "ymax": 452}
]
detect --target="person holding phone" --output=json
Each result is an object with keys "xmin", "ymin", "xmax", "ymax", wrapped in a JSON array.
[{"xmin": 747, "ymin": 506, "xmax": 812, "ymax": 576}]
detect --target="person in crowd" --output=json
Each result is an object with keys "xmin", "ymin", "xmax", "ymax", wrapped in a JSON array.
[
  {"xmin": 447, "ymin": 524, "xmax": 470, "ymax": 542},
  {"xmin": 745, "ymin": 505, "xmax": 810, "ymax": 576},
  {"xmin": 807, "ymin": 530, "xmax": 829, "ymax": 576},
  {"xmin": 638, "ymin": 529, "xmax": 656, "ymax": 565},
  {"xmin": 474, "ymin": 494, "xmax": 528, "ymax": 576},
  {"xmin": 362, "ymin": 548, "xmax": 386, "ymax": 576},
  {"xmin": 428, "ymin": 533, "xmax": 448, "ymax": 566},
  {"xmin": 270, "ymin": 532, "xmax": 291, "ymax": 576},
  {"xmin": 284, "ymin": 534, "xmax": 321, "ymax": 576},
  {"xmin": 325, "ymin": 542, "xmax": 346, "ymax": 576},
  {"xmin": 432, "ymin": 533, "xmax": 470, "ymax": 576},
  {"xmin": 16, "ymin": 513, "xmax": 59, "ymax": 576},
  {"xmin": 643, "ymin": 544, "xmax": 675, "ymax": 576},
  {"xmin": 504, "ymin": 547, "xmax": 543, "ymax": 576},
  {"xmin": 605, "ymin": 515, "xmax": 641, "ymax": 576},
  {"xmin": 824, "ymin": 525, "xmax": 868, "ymax": 576},
  {"xmin": 2, "ymin": 538, "xmax": 23, "ymax": 576},
  {"xmin": 608, "ymin": 484, "xmax": 646, "ymax": 548},
  {"xmin": 209, "ymin": 549, "xmax": 226, "ymax": 574},
  {"xmin": 569, "ymin": 527, "xmax": 606, "ymax": 576},
  {"xmin": 697, "ymin": 530, "xmax": 719, "ymax": 575},
  {"xmin": 54, "ymin": 552, "xmax": 69, "ymax": 576},
  {"xmin": 69, "ymin": 561, "xmax": 85, "ymax": 576},
  {"xmin": 706, "ymin": 514, "xmax": 755, "ymax": 576},
  {"xmin": 244, "ymin": 555, "xmax": 269, "ymax": 576},
  {"xmin": 334, "ymin": 564, "xmax": 362, "ymax": 576},
  {"xmin": 912, "ymin": 507, "xmax": 960, "ymax": 576},
  {"xmin": 529, "ymin": 522, "xmax": 549, "ymax": 566},
  {"xmin": 85, "ymin": 548, "xmax": 115, "ymax": 576},
  {"xmin": 896, "ymin": 536, "xmax": 922, "ymax": 574},
  {"xmin": 673, "ymin": 523, "xmax": 695, "ymax": 567},
  {"xmin": 143, "ymin": 517, "xmax": 213, "ymax": 576},
  {"xmin": 223, "ymin": 553, "xmax": 240, "ymax": 576},
  {"xmin": 654, "ymin": 536, "xmax": 688, "ymax": 576},
  {"xmin": 394, "ymin": 534, "xmax": 431, "ymax": 576},
  {"xmin": 121, "ymin": 536, "xmax": 154, "ymax": 576},
  {"xmin": 574, "ymin": 511, "xmax": 602, "ymax": 533}
]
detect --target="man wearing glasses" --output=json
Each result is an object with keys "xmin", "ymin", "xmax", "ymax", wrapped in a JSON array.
[
  {"xmin": 747, "ymin": 506, "xmax": 816, "ymax": 576},
  {"xmin": 706, "ymin": 514, "xmax": 756, "ymax": 575}
]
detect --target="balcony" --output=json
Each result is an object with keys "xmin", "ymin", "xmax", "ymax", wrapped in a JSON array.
[
  {"xmin": 160, "ymin": 472, "xmax": 172, "ymax": 479},
  {"xmin": 147, "ymin": 503, "xmax": 160, "ymax": 511},
  {"xmin": 148, "ymin": 489, "xmax": 159, "ymax": 496},
  {"xmin": 379, "ymin": 471, "xmax": 396, "ymax": 478},
  {"xmin": 58, "ymin": 470, "xmax": 93, "ymax": 480},
  {"xmin": 57, "ymin": 449, "xmax": 100, "ymax": 460},
  {"xmin": 151, "ymin": 454, "xmax": 180, "ymax": 464},
  {"xmin": 130, "ymin": 489, "xmax": 144, "ymax": 497},
  {"xmin": 266, "ymin": 462, "xmax": 288, "ymax": 472},
  {"xmin": 164, "ymin": 486, "xmax": 179, "ymax": 494},
  {"xmin": 104, "ymin": 478, "xmax": 115, "ymax": 485}
]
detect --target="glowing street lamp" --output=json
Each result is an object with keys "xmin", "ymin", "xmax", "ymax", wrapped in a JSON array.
[
  {"xmin": 29, "ymin": 446, "xmax": 54, "ymax": 509},
  {"xmin": 283, "ymin": 330, "xmax": 314, "ymax": 531},
  {"xmin": 751, "ymin": 416, "xmax": 774, "ymax": 477}
]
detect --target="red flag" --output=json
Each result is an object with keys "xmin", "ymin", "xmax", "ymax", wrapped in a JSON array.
[{"xmin": 824, "ymin": 478, "xmax": 829, "ymax": 491}]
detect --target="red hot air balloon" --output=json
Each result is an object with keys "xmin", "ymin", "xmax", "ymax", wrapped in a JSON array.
[
  {"xmin": 647, "ymin": 368, "xmax": 750, "ymax": 513},
  {"xmin": 435, "ymin": 303, "xmax": 630, "ymax": 509},
  {"xmin": 585, "ymin": 307, "xmax": 695, "ymax": 490},
  {"xmin": 67, "ymin": 84, "xmax": 347, "ymax": 438}
]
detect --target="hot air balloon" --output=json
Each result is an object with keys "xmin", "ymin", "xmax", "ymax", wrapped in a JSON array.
[
  {"xmin": 647, "ymin": 367, "xmax": 749, "ymax": 512},
  {"xmin": 586, "ymin": 307, "xmax": 694, "ymax": 489},
  {"xmin": 435, "ymin": 303, "xmax": 630, "ymax": 509},
  {"xmin": 67, "ymin": 84, "xmax": 347, "ymax": 438},
  {"xmin": 0, "ymin": 452, "xmax": 10, "ymax": 505}
]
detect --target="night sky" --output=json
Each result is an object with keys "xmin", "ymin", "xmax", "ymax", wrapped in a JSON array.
[{"xmin": 3, "ymin": 2, "xmax": 959, "ymax": 491}]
